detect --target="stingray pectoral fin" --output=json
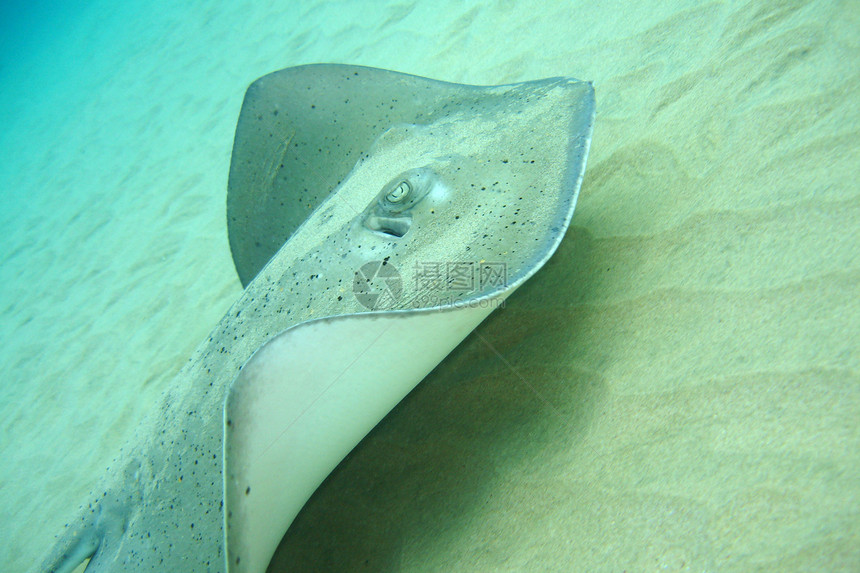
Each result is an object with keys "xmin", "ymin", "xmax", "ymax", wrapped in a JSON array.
[{"xmin": 223, "ymin": 298, "xmax": 502, "ymax": 572}]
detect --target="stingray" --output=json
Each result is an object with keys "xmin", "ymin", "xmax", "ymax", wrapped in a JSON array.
[{"xmin": 33, "ymin": 64, "xmax": 595, "ymax": 573}]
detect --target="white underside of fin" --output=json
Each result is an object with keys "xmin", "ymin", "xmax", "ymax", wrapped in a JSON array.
[{"xmin": 224, "ymin": 298, "xmax": 503, "ymax": 572}]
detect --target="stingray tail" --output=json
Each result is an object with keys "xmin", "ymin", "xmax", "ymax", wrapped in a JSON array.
[
  {"xmin": 32, "ymin": 508, "xmax": 100, "ymax": 573},
  {"xmin": 34, "ymin": 459, "xmax": 143, "ymax": 572}
]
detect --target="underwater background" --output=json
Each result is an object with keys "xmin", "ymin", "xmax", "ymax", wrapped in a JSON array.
[{"xmin": 0, "ymin": 1, "xmax": 857, "ymax": 571}]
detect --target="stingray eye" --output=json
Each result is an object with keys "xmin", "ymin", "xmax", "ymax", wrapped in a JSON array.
[
  {"xmin": 361, "ymin": 167, "xmax": 439, "ymax": 237},
  {"xmin": 381, "ymin": 178, "xmax": 417, "ymax": 213},
  {"xmin": 385, "ymin": 181, "xmax": 411, "ymax": 204}
]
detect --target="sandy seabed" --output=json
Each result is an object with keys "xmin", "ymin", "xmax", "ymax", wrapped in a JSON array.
[{"xmin": 0, "ymin": 1, "xmax": 857, "ymax": 571}]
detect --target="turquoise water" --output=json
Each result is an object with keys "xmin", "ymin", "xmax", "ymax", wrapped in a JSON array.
[{"xmin": 2, "ymin": 1, "xmax": 857, "ymax": 571}]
